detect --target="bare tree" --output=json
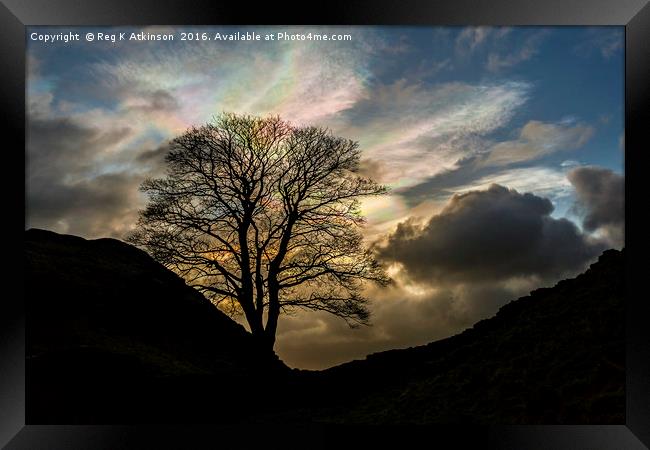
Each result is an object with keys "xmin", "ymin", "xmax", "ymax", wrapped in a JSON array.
[{"xmin": 129, "ymin": 113, "xmax": 389, "ymax": 350}]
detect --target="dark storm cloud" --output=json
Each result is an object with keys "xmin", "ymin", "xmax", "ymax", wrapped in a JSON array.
[
  {"xmin": 27, "ymin": 116, "xmax": 131, "ymax": 175},
  {"xmin": 567, "ymin": 166, "xmax": 624, "ymax": 248},
  {"xmin": 278, "ymin": 184, "xmax": 608, "ymax": 369},
  {"xmin": 376, "ymin": 184, "xmax": 605, "ymax": 285},
  {"xmin": 28, "ymin": 172, "xmax": 143, "ymax": 238},
  {"xmin": 27, "ymin": 116, "xmax": 143, "ymax": 238}
]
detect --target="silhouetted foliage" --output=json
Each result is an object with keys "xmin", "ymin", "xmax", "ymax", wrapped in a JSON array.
[{"xmin": 128, "ymin": 113, "xmax": 389, "ymax": 349}]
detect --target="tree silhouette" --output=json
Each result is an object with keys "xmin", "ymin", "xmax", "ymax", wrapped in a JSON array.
[{"xmin": 129, "ymin": 113, "xmax": 389, "ymax": 350}]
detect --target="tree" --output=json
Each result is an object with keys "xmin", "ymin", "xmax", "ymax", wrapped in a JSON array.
[{"xmin": 129, "ymin": 113, "xmax": 389, "ymax": 350}]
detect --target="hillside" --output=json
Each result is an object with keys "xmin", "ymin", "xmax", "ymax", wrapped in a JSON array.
[
  {"xmin": 298, "ymin": 248, "xmax": 625, "ymax": 424},
  {"xmin": 25, "ymin": 229, "xmax": 624, "ymax": 424},
  {"xmin": 25, "ymin": 228, "xmax": 287, "ymax": 423}
]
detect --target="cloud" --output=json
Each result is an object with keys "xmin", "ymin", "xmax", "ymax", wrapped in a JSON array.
[
  {"xmin": 27, "ymin": 172, "xmax": 143, "ymax": 239},
  {"xmin": 455, "ymin": 27, "xmax": 493, "ymax": 54},
  {"xmin": 394, "ymin": 155, "xmax": 488, "ymax": 207},
  {"xmin": 486, "ymin": 30, "xmax": 547, "ymax": 72},
  {"xmin": 331, "ymin": 79, "xmax": 531, "ymax": 236},
  {"xmin": 274, "ymin": 282, "xmax": 496, "ymax": 369},
  {"xmin": 91, "ymin": 27, "xmax": 378, "ymax": 128},
  {"xmin": 619, "ymin": 133, "xmax": 625, "ymax": 152},
  {"xmin": 273, "ymin": 272, "xmax": 531, "ymax": 369},
  {"xmin": 376, "ymin": 184, "xmax": 604, "ymax": 285},
  {"xmin": 567, "ymin": 166, "xmax": 624, "ymax": 248},
  {"xmin": 27, "ymin": 53, "xmax": 41, "ymax": 78},
  {"xmin": 26, "ymin": 28, "xmax": 385, "ymax": 242},
  {"xmin": 335, "ymin": 79, "xmax": 530, "ymax": 189},
  {"xmin": 27, "ymin": 28, "xmax": 533, "ymax": 244},
  {"xmin": 574, "ymin": 28, "xmax": 623, "ymax": 60},
  {"xmin": 135, "ymin": 142, "xmax": 171, "ymax": 175},
  {"xmin": 27, "ymin": 115, "xmax": 133, "ymax": 179},
  {"xmin": 394, "ymin": 118, "xmax": 591, "ymax": 210},
  {"xmin": 121, "ymin": 89, "xmax": 180, "ymax": 112},
  {"xmin": 454, "ymin": 166, "xmax": 575, "ymax": 202},
  {"xmin": 275, "ymin": 184, "xmax": 606, "ymax": 369},
  {"xmin": 397, "ymin": 156, "xmax": 575, "ymax": 213},
  {"xmin": 455, "ymin": 26, "xmax": 512, "ymax": 56},
  {"xmin": 361, "ymin": 117, "xmax": 590, "ymax": 241},
  {"xmin": 561, "ymin": 160, "xmax": 580, "ymax": 168},
  {"xmin": 379, "ymin": 33, "xmax": 412, "ymax": 54},
  {"xmin": 481, "ymin": 120, "xmax": 594, "ymax": 167},
  {"xmin": 26, "ymin": 114, "xmax": 144, "ymax": 238}
]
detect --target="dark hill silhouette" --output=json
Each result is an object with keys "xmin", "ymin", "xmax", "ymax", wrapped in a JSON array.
[
  {"xmin": 297, "ymin": 248, "xmax": 625, "ymax": 424},
  {"xmin": 25, "ymin": 228, "xmax": 287, "ymax": 423},
  {"xmin": 25, "ymin": 229, "xmax": 624, "ymax": 424}
]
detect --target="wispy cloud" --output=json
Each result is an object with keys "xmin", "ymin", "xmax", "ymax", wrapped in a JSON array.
[
  {"xmin": 455, "ymin": 26, "xmax": 511, "ymax": 56},
  {"xmin": 574, "ymin": 28, "xmax": 623, "ymax": 60},
  {"xmin": 486, "ymin": 30, "xmax": 548, "ymax": 72},
  {"xmin": 456, "ymin": 166, "xmax": 574, "ymax": 201},
  {"xmin": 481, "ymin": 120, "xmax": 595, "ymax": 167},
  {"xmin": 385, "ymin": 117, "xmax": 592, "ymax": 219},
  {"xmin": 27, "ymin": 27, "xmax": 381, "ymax": 238},
  {"xmin": 335, "ymin": 79, "xmax": 530, "ymax": 189},
  {"xmin": 92, "ymin": 28, "xmax": 377, "ymax": 128}
]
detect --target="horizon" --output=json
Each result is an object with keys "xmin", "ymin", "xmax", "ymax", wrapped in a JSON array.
[{"xmin": 26, "ymin": 25, "xmax": 624, "ymax": 369}]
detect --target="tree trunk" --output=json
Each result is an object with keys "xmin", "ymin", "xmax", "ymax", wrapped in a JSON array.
[
  {"xmin": 263, "ymin": 277, "xmax": 281, "ymax": 351},
  {"xmin": 240, "ymin": 293, "xmax": 264, "ymax": 337}
]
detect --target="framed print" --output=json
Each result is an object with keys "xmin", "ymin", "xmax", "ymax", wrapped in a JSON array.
[{"xmin": 4, "ymin": 0, "xmax": 649, "ymax": 448}]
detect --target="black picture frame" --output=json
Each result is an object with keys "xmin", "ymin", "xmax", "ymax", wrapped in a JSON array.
[{"xmin": 4, "ymin": 0, "xmax": 649, "ymax": 448}]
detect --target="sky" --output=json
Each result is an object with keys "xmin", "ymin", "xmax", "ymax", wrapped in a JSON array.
[{"xmin": 26, "ymin": 26, "xmax": 625, "ymax": 369}]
